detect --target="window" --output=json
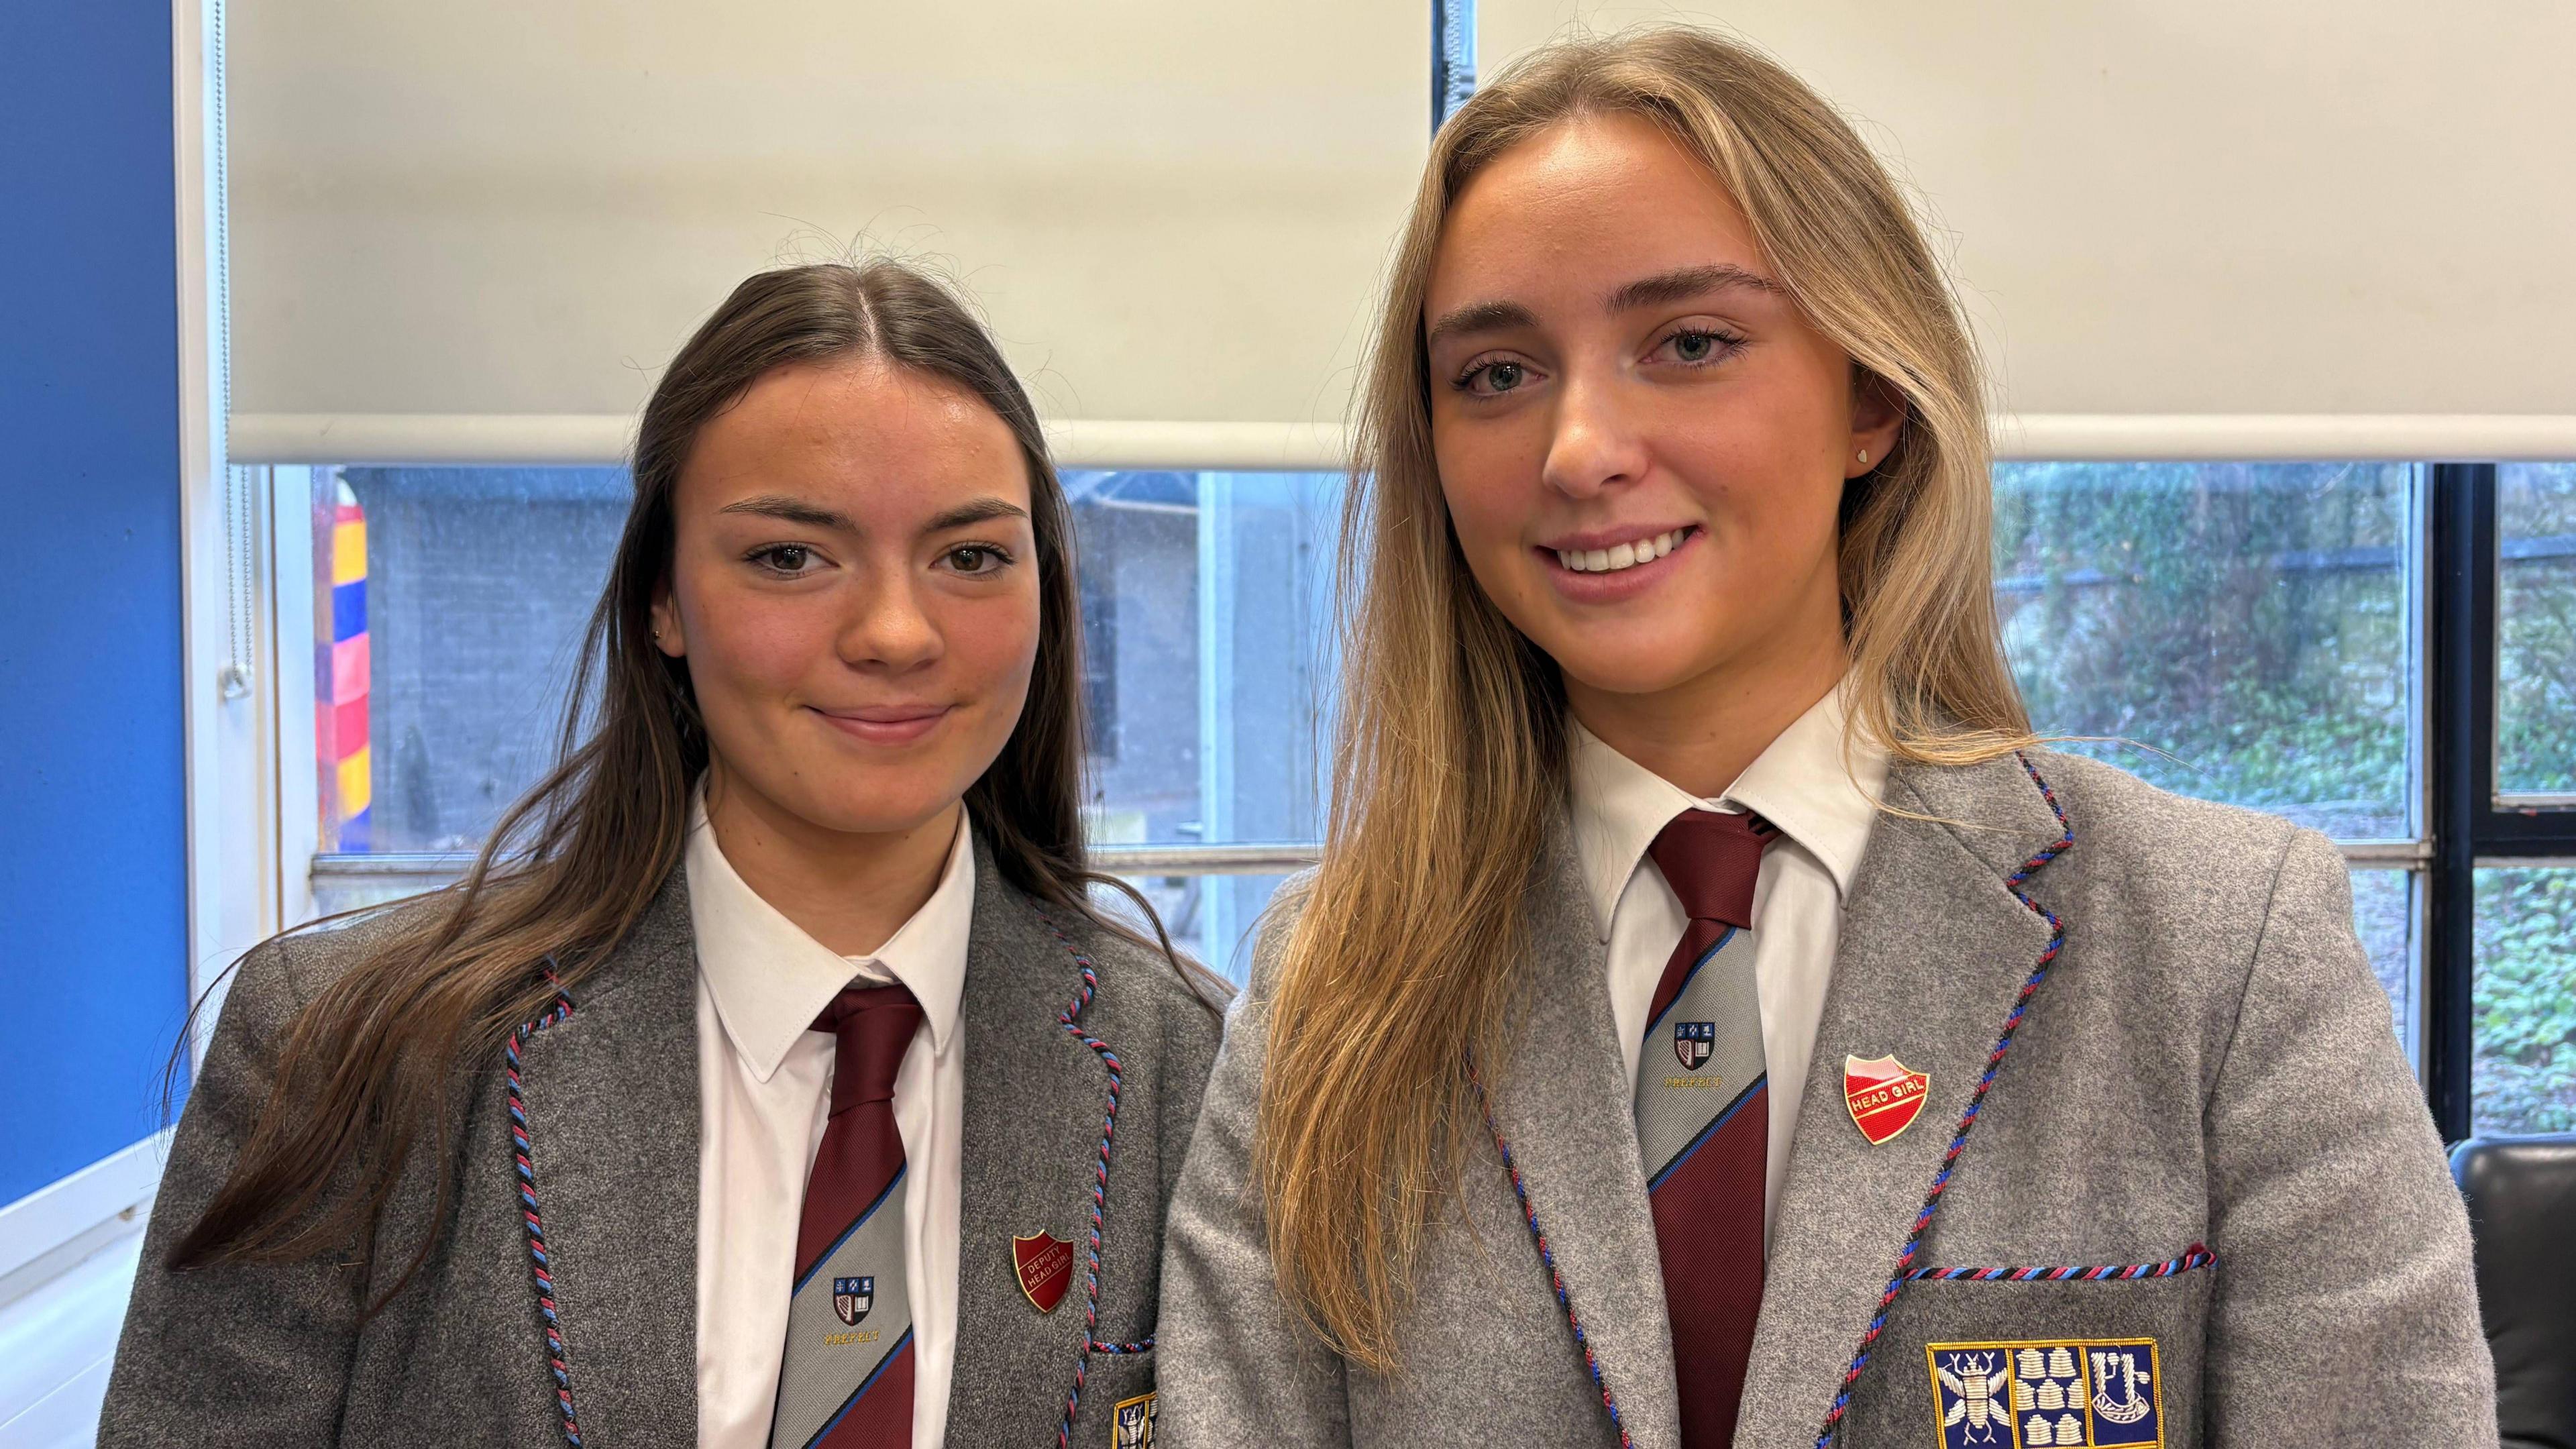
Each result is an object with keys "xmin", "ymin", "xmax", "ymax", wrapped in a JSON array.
[
  {"xmin": 2475, "ymin": 465, "xmax": 2576, "ymax": 1131},
  {"xmin": 317, "ymin": 468, "xmax": 627, "ymax": 857},
  {"xmin": 1994, "ymin": 462, "xmax": 2422, "ymax": 1046},
  {"xmin": 2496, "ymin": 464, "xmax": 2576, "ymax": 801},
  {"xmin": 1993, "ymin": 463, "xmax": 2412, "ymax": 839},
  {"xmin": 303, "ymin": 461, "xmax": 2574, "ymax": 1121},
  {"xmin": 309, "ymin": 468, "xmax": 627, "ymax": 920},
  {"xmin": 2475, "ymin": 867, "xmax": 2576, "ymax": 1132},
  {"xmin": 1068, "ymin": 470, "xmax": 1343, "ymax": 977},
  {"xmin": 2426, "ymin": 463, "xmax": 2576, "ymax": 1136},
  {"xmin": 305, "ymin": 466, "xmax": 1343, "ymax": 983}
]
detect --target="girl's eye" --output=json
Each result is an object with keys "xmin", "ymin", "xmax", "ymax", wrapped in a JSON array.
[
  {"xmin": 944, "ymin": 544, "xmax": 1010, "ymax": 575},
  {"xmin": 1657, "ymin": 327, "xmax": 1741, "ymax": 366},
  {"xmin": 750, "ymin": 543, "xmax": 817, "ymax": 575},
  {"xmin": 1455, "ymin": 358, "xmax": 1534, "ymax": 398}
]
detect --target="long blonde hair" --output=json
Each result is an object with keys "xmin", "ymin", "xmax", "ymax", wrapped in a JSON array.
[{"xmin": 1256, "ymin": 25, "xmax": 2033, "ymax": 1371}]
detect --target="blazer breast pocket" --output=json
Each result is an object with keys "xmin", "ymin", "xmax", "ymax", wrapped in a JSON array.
[
  {"xmin": 1080, "ymin": 1342, "xmax": 1157, "ymax": 1449},
  {"xmin": 1838, "ymin": 1246, "xmax": 2215, "ymax": 1449}
]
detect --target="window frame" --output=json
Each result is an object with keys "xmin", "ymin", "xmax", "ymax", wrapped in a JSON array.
[{"xmin": 2425, "ymin": 462, "xmax": 2576, "ymax": 1138}]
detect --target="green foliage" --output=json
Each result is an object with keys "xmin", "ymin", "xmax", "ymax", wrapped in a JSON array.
[
  {"xmin": 1991, "ymin": 462, "xmax": 2409, "ymax": 839},
  {"xmin": 2474, "ymin": 869, "xmax": 2576, "ymax": 1134},
  {"xmin": 2498, "ymin": 464, "xmax": 2576, "ymax": 796},
  {"xmin": 2477, "ymin": 468, "xmax": 2576, "ymax": 1134}
]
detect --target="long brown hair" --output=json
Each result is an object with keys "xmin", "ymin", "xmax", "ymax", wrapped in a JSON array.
[
  {"xmin": 173, "ymin": 260, "xmax": 1212, "ymax": 1293},
  {"xmin": 1255, "ymin": 28, "xmax": 2034, "ymax": 1370}
]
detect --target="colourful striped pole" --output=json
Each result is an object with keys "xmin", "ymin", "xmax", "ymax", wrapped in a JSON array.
[{"xmin": 325, "ymin": 480, "xmax": 371, "ymax": 850}]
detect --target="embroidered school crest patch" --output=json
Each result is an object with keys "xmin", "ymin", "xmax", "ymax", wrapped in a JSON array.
[
  {"xmin": 1673, "ymin": 1020, "xmax": 1715, "ymax": 1069},
  {"xmin": 1014, "ymin": 1230, "xmax": 1075, "ymax": 1314},
  {"xmin": 1111, "ymin": 1390, "xmax": 1157, "ymax": 1448},
  {"xmin": 1927, "ymin": 1338, "xmax": 2163, "ymax": 1448},
  {"xmin": 1843, "ymin": 1053, "xmax": 1930, "ymax": 1144},
  {"xmin": 830, "ymin": 1275, "xmax": 873, "ymax": 1328}
]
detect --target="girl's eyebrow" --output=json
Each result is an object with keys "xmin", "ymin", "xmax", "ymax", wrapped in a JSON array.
[
  {"xmin": 1424, "ymin": 299, "xmax": 1540, "ymax": 351},
  {"xmin": 717, "ymin": 494, "xmax": 851, "ymax": 530},
  {"xmin": 921, "ymin": 497, "xmax": 1029, "ymax": 535},
  {"xmin": 1604, "ymin": 262, "xmax": 1786, "ymax": 313}
]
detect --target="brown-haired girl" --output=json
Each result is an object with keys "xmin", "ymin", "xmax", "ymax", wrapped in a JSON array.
[
  {"xmin": 1158, "ymin": 28, "xmax": 2489, "ymax": 1449},
  {"xmin": 104, "ymin": 261, "xmax": 1222, "ymax": 1448}
]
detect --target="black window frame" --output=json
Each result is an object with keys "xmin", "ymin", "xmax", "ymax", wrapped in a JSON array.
[{"xmin": 2426, "ymin": 462, "xmax": 2576, "ymax": 1140}]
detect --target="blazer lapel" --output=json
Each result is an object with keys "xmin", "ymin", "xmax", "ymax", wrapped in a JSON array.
[
  {"xmin": 513, "ymin": 872, "xmax": 703, "ymax": 1449},
  {"xmin": 947, "ymin": 847, "xmax": 1108, "ymax": 1436},
  {"xmin": 1735, "ymin": 753, "xmax": 2071, "ymax": 1448},
  {"xmin": 1483, "ymin": 820, "xmax": 1686, "ymax": 1449}
]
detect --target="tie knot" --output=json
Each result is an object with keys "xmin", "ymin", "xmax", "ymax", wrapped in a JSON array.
[
  {"xmin": 811, "ymin": 982, "xmax": 922, "ymax": 1117},
  {"xmin": 1647, "ymin": 808, "xmax": 1774, "ymax": 931}
]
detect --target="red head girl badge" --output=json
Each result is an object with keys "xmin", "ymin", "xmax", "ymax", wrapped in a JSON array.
[{"xmin": 1843, "ymin": 1055, "xmax": 1931, "ymax": 1145}]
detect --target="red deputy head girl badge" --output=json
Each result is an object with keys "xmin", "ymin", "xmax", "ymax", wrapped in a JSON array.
[
  {"xmin": 1012, "ymin": 1230, "xmax": 1075, "ymax": 1313},
  {"xmin": 1843, "ymin": 1055, "xmax": 1931, "ymax": 1145}
]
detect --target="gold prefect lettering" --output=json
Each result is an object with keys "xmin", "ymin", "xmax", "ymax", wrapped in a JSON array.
[
  {"xmin": 822, "ymin": 1330, "xmax": 884, "ymax": 1347},
  {"xmin": 1663, "ymin": 1074, "xmax": 1723, "ymax": 1089}
]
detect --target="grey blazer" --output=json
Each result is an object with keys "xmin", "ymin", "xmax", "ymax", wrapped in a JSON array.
[
  {"xmin": 1157, "ymin": 749, "xmax": 2495, "ymax": 1448},
  {"xmin": 101, "ymin": 836, "xmax": 1224, "ymax": 1446}
]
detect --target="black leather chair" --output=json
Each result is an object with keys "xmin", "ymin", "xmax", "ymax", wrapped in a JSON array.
[{"xmin": 2451, "ymin": 1132, "xmax": 2576, "ymax": 1449}]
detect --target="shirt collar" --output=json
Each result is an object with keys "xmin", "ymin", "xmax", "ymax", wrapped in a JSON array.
[
  {"xmin": 1566, "ymin": 680, "xmax": 1889, "ymax": 942},
  {"xmin": 684, "ymin": 789, "xmax": 975, "ymax": 1081}
]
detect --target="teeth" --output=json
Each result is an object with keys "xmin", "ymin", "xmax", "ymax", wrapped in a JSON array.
[{"xmin": 1556, "ymin": 528, "xmax": 1686, "ymax": 574}]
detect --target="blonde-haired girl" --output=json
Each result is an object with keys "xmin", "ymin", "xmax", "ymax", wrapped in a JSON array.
[{"xmin": 1158, "ymin": 27, "xmax": 2489, "ymax": 1449}]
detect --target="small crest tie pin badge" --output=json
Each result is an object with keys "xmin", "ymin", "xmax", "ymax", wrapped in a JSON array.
[
  {"xmin": 1927, "ymin": 1338, "xmax": 2163, "ymax": 1447},
  {"xmin": 1111, "ymin": 1390, "xmax": 1157, "ymax": 1448},
  {"xmin": 1673, "ymin": 1020, "xmax": 1716, "ymax": 1070},
  {"xmin": 1843, "ymin": 1053, "xmax": 1930, "ymax": 1144},
  {"xmin": 830, "ymin": 1275, "xmax": 873, "ymax": 1328},
  {"xmin": 1013, "ymin": 1230, "xmax": 1075, "ymax": 1314}
]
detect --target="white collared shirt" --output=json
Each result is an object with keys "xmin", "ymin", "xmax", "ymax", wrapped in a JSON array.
[
  {"xmin": 1568, "ymin": 684, "xmax": 1888, "ymax": 1238},
  {"xmin": 688, "ymin": 796, "xmax": 973, "ymax": 1449}
]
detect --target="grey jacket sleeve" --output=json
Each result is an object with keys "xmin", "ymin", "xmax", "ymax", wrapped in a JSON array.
[
  {"xmin": 1155, "ymin": 904, "xmax": 1353, "ymax": 1448},
  {"xmin": 99, "ymin": 933, "xmax": 366, "ymax": 1445},
  {"xmin": 2202, "ymin": 829, "xmax": 2496, "ymax": 1446}
]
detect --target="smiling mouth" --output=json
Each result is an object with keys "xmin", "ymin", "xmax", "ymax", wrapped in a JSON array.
[
  {"xmin": 817, "ymin": 706, "xmax": 949, "ymax": 724},
  {"xmin": 810, "ymin": 705, "xmax": 953, "ymax": 744},
  {"xmin": 1548, "ymin": 527, "xmax": 1695, "ymax": 574}
]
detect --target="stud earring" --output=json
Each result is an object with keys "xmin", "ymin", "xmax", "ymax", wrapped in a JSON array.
[{"xmin": 1857, "ymin": 447, "xmax": 1870, "ymax": 466}]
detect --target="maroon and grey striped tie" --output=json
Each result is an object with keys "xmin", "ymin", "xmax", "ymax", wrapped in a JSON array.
[
  {"xmin": 1635, "ymin": 808, "xmax": 1775, "ymax": 1448},
  {"xmin": 769, "ymin": 983, "xmax": 921, "ymax": 1449}
]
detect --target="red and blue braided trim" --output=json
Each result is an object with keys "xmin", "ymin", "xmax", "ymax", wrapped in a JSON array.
[
  {"xmin": 1035, "ymin": 910, "xmax": 1143, "ymax": 1449},
  {"xmin": 1473, "ymin": 1060, "xmax": 1637, "ymax": 1449},
  {"xmin": 1813, "ymin": 753, "xmax": 2074, "ymax": 1449},
  {"xmin": 506, "ymin": 968, "xmax": 582, "ymax": 1448},
  {"xmin": 1907, "ymin": 1242, "xmax": 2216, "ymax": 1283}
]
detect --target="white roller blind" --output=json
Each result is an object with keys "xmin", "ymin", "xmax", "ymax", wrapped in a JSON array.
[
  {"xmin": 227, "ymin": 3, "xmax": 1426, "ymax": 466},
  {"xmin": 1481, "ymin": 2, "xmax": 2576, "ymax": 457}
]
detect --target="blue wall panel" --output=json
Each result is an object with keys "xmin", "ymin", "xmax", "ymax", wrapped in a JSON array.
[{"xmin": 0, "ymin": 3, "xmax": 191, "ymax": 1208}]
